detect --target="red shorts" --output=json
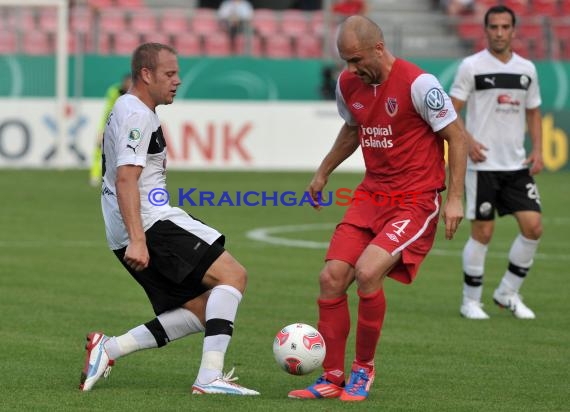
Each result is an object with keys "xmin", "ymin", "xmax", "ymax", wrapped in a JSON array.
[{"xmin": 326, "ymin": 190, "xmax": 441, "ymax": 284}]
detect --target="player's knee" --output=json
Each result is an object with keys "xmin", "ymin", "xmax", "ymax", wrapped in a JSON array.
[
  {"xmin": 522, "ymin": 222, "xmax": 542, "ymax": 240},
  {"xmin": 231, "ymin": 263, "xmax": 248, "ymax": 293},
  {"xmin": 354, "ymin": 266, "xmax": 378, "ymax": 289},
  {"xmin": 319, "ymin": 267, "xmax": 348, "ymax": 295},
  {"xmin": 213, "ymin": 261, "xmax": 247, "ymax": 293},
  {"xmin": 472, "ymin": 226, "xmax": 493, "ymax": 244}
]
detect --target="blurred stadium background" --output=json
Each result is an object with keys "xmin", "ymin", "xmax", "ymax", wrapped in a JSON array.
[
  {"xmin": 0, "ymin": 0, "xmax": 568, "ymax": 170},
  {"xmin": 0, "ymin": 1, "xmax": 568, "ymax": 410}
]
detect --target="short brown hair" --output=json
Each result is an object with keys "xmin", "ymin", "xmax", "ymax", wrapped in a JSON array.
[
  {"xmin": 131, "ymin": 43, "xmax": 177, "ymax": 81},
  {"xmin": 484, "ymin": 5, "xmax": 516, "ymax": 28}
]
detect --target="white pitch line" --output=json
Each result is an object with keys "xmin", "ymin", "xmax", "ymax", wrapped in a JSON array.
[
  {"xmin": 543, "ymin": 217, "xmax": 570, "ymax": 224},
  {"xmin": 428, "ymin": 248, "xmax": 570, "ymax": 261},
  {"xmin": 247, "ymin": 223, "xmax": 332, "ymax": 249},
  {"xmin": 246, "ymin": 223, "xmax": 570, "ymax": 260},
  {"xmin": 0, "ymin": 240, "xmax": 101, "ymax": 247}
]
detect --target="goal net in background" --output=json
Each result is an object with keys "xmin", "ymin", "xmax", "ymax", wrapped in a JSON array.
[{"xmin": 0, "ymin": 0, "xmax": 70, "ymax": 167}]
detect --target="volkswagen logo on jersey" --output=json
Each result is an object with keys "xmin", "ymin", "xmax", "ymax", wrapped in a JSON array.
[{"xmin": 425, "ymin": 88, "xmax": 445, "ymax": 111}]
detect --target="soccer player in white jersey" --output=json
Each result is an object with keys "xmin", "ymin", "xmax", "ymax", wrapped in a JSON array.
[
  {"xmin": 79, "ymin": 43, "xmax": 259, "ymax": 395},
  {"xmin": 450, "ymin": 5, "xmax": 543, "ymax": 320}
]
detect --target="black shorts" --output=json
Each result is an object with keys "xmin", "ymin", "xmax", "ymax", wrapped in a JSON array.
[
  {"xmin": 465, "ymin": 169, "xmax": 541, "ymax": 221},
  {"xmin": 113, "ymin": 219, "xmax": 226, "ymax": 315}
]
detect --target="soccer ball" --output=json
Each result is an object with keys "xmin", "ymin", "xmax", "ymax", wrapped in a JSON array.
[{"xmin": 273, "ymin": 323, "xmax": 326, "ymax": 375}]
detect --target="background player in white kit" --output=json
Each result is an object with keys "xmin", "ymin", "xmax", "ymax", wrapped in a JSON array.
[
  {"xmin": 80, "ymin": 43, "xmax": 259, "ymax": 395},
  {"xmin": 450, "ymin": 5, "xmax": 543, "ymax": 320}
]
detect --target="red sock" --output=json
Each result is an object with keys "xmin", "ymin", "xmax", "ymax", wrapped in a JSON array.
[
  {"xmin": 318, "ymin": 294, "xmax": 350, "ymax": 386},
  {"xmin": 355, "ymin": 289, "xmax": 386, "ymax": 371}
]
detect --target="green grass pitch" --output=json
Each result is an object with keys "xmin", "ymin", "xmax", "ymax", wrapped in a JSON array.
[{"xmin": 0, "ymin": 169, "xmax": 568, "ymax": 411}]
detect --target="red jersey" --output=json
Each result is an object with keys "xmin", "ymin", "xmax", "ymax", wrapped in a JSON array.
[{"xmin": 336, "ymin": 58, "xmax": 457, "ymax": 194}]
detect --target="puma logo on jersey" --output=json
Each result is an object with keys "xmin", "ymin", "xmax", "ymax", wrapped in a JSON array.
[{"xmin": 484, "ymin": 77, "xmax": 495, "ymax": 86}]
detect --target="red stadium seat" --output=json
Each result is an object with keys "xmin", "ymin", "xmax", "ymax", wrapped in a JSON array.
[
  {"xmin": 234, "ymin": 34, "xmax": 263, "ymax": 56},
  {"xmin": 88, "ymin": 0, "xmax": 114, "ymax": 9},
  {"xmin": 474, "ymin": 37, "xmax": 486, "ymax": 52},
  {"xmin": 503, "ymin": 0, "xmax": 530, "ymax": 16},
  {"xmin": 561, "ymin": 1, "xmax": 570, "ymax": 15},
  {"xmin": 143, "ymin": 32, "xmax": 172, "ymax": 46},
  {"xmin": 113, "ymin": 31, "xmax": 141, "ymax": 55},
  {"xmin": 456, "ymin": 20, "xmax": 482, "ymax": 41},
  {"xmin": 161, "ymin": 8, "xmax": 190, "ymax": 35},
  {"xmin": 174, "ymin": 33, "xmax": 202, "ymax": 56},
  {"xmin": 15, "ymin": 8, "xmax": 37, "ymax": 31},
  {"xmin": 70, "ymin": 7, "xmax": 94, "ymax": 33},
  {"xmin": 253, "ymin": 8, "xmax": 276, "ymax": 20},
  {"xmin": 190, "ymin": 8, "xmax": 220, "ymax": 34},
  {"xmin": 99, "ymin": 9, "xmax": 128, "ymax": 34},
  {"xmin": 280, "ymin": 9, "xmax": 309, "ymax": 38},
  {"xmin": 192, "ymin": 7, "xmax": 217, "ymax": 20},
  {"xmin": 23, "ymin": 31, "xmax": 54, "ymax": 55},
  {"xmin": 551, "ymin": 18, "xmax": 570, "ymax": 59},
  {"xmin": 252, "ymin": 8, "xmax": 279, "ymax": 36},
  {"xmin": 264, "ymin": 34, "xmax": 294, "ymax": 58},
  {"xmin": 38, "ymin": 7, "xmax": 58, "ymax": 33},
  {"xmin": 517, "ymin": 21, "xmax": 543, "ymax": 41},
  {"xmin": 517, "ymin": 20, "xmax": 545, "ymax": 59},
  {"xmin": 531, "ymin": 0, "xmax": 559, "ymax": 17},
  {"xmin": 190, "ymin": 12, "xmax": 219, "ymax": 36},
  {"xmin": 0, "ymin": 32, "xmax": 17, "ymax": 54},
  {"xmin": 129, "ymin": 9, "xmax": 158, "ymax": 33},
  {"xmin": 68, "ymin": 32, "xmax": 92, "ymax": 54},
  {"xmin": 203, "ymin": 32, "xmax": 231, "ymax": 56},
  {"xmin": 309, "ymin": 10, "xmax": 325, "ymax": 35},
  {"xmin": 296, "ymin": 34, "xmax": 322, "ymax": 58},
  {"xmin": 116, "ymin": 0, "xmax": 145, "ymax": 8},
  {"xmin": 477, "ymin": 0, "xmax": 497, "ymax": 5},
  {"xmin": 251, "ymin": 34, "xmax": 264, "ymax": 56},
  {"xmin": 511, "ymin": 38, "xmax": 531, "ymax": 58},
  {"xmin": 560, "ymin": 44, "xmax": 570, "ymax": 60},
  {"xmin": 552, "ymin": 19, "xmax": 570, "ymax": 40},
  {"xmin": 97, "ymin": 32, "xmax": 113, "ymax": 54}
]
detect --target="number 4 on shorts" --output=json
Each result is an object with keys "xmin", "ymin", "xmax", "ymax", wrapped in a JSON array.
[{"xmin": 391, "ymin": 219, "xmax": 410, "ymax": 237}]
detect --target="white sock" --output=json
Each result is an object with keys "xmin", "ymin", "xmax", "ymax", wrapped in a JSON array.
[
  {"xmin": 158, "ymin": 307, "xmax": 205, "ymax": 340},
  {"xmin": 196, "ymin": 285, "xmax": 242, "ymax": 384},
  {"xmin": 499, "ymin": 234, "xmax": 540, "ymax": 293},
  {"xmin": 104, "ymin": 325, "xmax": 156, "ymax": 360},
  {"xmin": 462, "ymin": 237, "xmax": 488, "ymax": 302},
  {"xmin": 104, "ymin": 308, "xmax": 204, "ymax": 360}
]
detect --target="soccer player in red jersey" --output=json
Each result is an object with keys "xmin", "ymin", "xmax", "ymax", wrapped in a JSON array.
[{"xmin": 288, "ymin": 15, "xmax": 468, "ymax": 401}]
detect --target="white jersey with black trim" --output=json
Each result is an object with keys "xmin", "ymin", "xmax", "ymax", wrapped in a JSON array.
[
  {"xmin": 450, "ymin": 49, "xmax": 541, "ymax": 171},
  {"xmin": 101, "ymin": 94, "xmax": 221, "ymax": 250}
]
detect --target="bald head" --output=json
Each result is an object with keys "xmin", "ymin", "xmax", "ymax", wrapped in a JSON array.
[{"xmin": 337, "ymin": 15, "xmax": 384, "ymax": 51}]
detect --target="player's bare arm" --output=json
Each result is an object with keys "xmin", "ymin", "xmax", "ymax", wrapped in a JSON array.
[
  {"xmin": 525, "ymin": 107, "xmax": 544, "ymax": 175},
  {"xmin": 116, "ymin": 164, "xmax": 149, "ymax": 271},
  {"xmin": 308, "ymin": 123, "xmax": 360, "ymax": 210},
  {"xmin": 438, "ymin": 120, "xmax": 467, "ymax": 240},
  {"xmin": 451, "ymin": 96, "xmax": 487, "ymax": 163}
]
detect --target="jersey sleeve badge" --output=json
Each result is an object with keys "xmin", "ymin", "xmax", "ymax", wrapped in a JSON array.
[{"xmin": 424, "ymin": 88, "xmax": 445, "ymax": 111}]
